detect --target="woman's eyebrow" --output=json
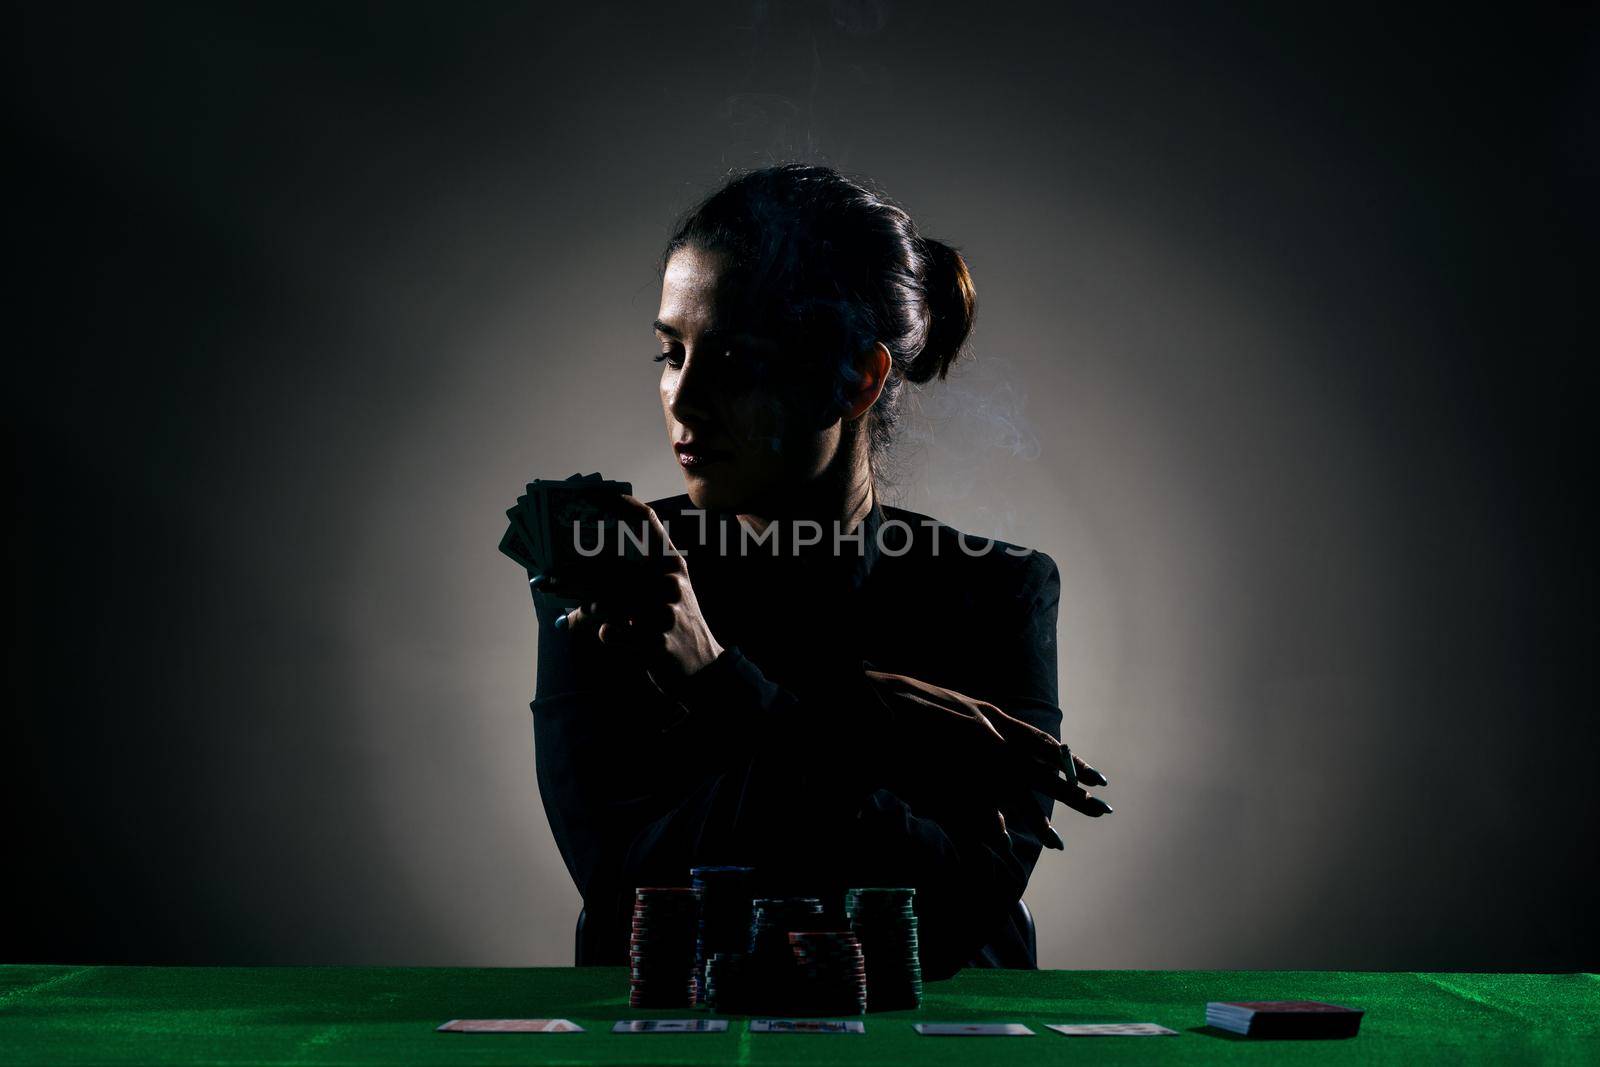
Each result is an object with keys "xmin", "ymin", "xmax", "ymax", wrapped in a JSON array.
[{"xmin": 654, "ymin": 319, "xmax": 754, "ymax": 349}]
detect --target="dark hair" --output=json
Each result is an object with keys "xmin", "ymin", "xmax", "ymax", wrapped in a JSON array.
[{"xmin": 661, "ymin": 164, "xmax": 977, "ymax": 469}]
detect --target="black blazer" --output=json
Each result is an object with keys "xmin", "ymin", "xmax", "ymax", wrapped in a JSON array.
[{"xmin": 530, "ymin": 493, "xmax": 1062, "ymax": 979}]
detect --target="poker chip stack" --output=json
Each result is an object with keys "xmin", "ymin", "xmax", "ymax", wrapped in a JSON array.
[
  {"xmin": 845, "ymin": 887, "xmax": 923, "ymax": 1011},
  {"xmin": 749, "ymin": 897, "xmax": 827, "ymax": 958},
  {"xmin": 746, "ymin": 897, "xmax": 826, "ymax": 1012},
  {"xmin": 629, "ymin": 887, "xmax": 700, "ymax": 1008},
  {"xmin": 701, "ymin": 951, "xmax": 750, "ymax": 1014},
  {"xmin": 688, "ymin": 866, "xmax": 756, "ymax": 1008},
  {"xmin": 787, "ymin": 931, "xmax": 869, "ymax": 1015}
]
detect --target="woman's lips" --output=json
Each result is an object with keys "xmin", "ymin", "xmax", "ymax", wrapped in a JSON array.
[{"xmin": 677, "ymin": 448, "xmax": 733, "ymax": 469}]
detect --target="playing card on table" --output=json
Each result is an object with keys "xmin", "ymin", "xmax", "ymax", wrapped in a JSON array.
[
  {"xmin": 749, "ymin": 1019, "xmax": 866, "ymax": 1033},
  {"xmin": 1047, "ymin": 1023, "xmax": 1178, "ymax": 1036},
  {"xmin": 436, "ymin": 1018, "xmax": 583, "ymax": 1033},
  {"xmin": 612, "ymin": 1019, "xmax": 729, "ymax": 1033},
  {"xmin": 914, "ymin": 1023, "xmax": 1035, "ymax": 1036}
]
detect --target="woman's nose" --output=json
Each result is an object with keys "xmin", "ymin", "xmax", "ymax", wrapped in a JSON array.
[{"xmin": 667, "ymin": 349, "xmax": 718, "ymax": 425}]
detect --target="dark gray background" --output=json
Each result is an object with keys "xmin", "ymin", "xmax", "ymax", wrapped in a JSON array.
[{"xmin": 9, "ymin": 2, "xmax": 1594, "ymax": 969}]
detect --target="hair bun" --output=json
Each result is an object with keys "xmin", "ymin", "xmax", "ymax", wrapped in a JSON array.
[{"xmin": 909, "ymin": 237, "xmax": 976, "ymax": 383}]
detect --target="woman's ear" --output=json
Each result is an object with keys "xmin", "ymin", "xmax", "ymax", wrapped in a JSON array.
[{"xmin": 841, "ymin": 341, "xmax": 893, "ymax": 422}]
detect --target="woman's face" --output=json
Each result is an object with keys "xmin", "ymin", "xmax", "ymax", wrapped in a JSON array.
[{"xmin": 656, "ymin": 245, "xmax": 842, "ymax": 514}]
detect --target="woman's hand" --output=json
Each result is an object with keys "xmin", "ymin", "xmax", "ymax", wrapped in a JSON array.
[
  {"xmin": 862, "ymin": 669, "xmax": 1112, "ymax": 850},
  {"xmin": 534, "ymin": 495, "xmax": 724, "ymax": 694}
]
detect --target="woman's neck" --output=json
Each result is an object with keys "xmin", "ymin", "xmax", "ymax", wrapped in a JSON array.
[{"xmin": 736, "ymin": 447, "xmax": 876, "ymax": 538}]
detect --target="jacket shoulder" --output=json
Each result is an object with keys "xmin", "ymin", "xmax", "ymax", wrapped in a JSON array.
[{"xmin": 879, "ymin": 504, "xmax": 1058, "ymax": 605}]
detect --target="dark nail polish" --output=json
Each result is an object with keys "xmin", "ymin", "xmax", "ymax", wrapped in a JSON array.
[
  {"xmin": 1044, "ymin": 823, "xmax": 1065, "ymax": 849},
  {"xmin": 553, "ymin": 611, "xmax": 569, "ymax": 631},
  {"xmin": 1091, "ymin": 798, "xmax": 1113, "ymax": 816},
  {"xmin": 1084, "ymin": 765, "xmax": 1109, "ymax": 787},
  {"xmin": 529, "ymin": 574, "xmax": 548, "ymax": 588}
]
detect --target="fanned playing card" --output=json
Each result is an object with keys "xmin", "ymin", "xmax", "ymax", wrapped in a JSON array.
[
  {"xmin": 520, "ymin": 486, "xmax": 547, "ymax": 569},
  {"xmin": 498, "ymin": 513, "xmax": 538, "ymax": 571},
  {"xmin": 542, "ymin": 479, "xmax": 639, "ymax": 573},
  {"xmin": 501, "ymin": 473, "xmax": 634, "ymax": 580}
]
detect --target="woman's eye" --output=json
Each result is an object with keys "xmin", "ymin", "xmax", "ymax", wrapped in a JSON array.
[{"xmin": 653, "ymin": 350, "xmax": 683, "ymax": 368}]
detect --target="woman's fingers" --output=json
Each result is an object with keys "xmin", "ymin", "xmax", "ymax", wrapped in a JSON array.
[
  {"xmin": 612, "ymin": 495, "xmax": 686, "ymax": 565},
  {"xmin": 558, "ymin": 598, "xmax": 675, "ymax": 640},
  {"xmin": 969, "ymin": 707, "xmax": 1008, "ymax": 746},
  {"xmin": 546, "ymin": 556, "xmax": 680, "ymax": 639},
  {"xmin": 720, "ymin": 664, "xmax": 1110, "ymax": 831},
  {"xmin": 891, "ymin": 691, "xmax": 1006, "ymax": 746},
  {"xmin": 978, "ymin": 701, "xmax": 1072, "ymax": 774},
  {"xmin": 1073, "ymin": 753, "xmax": 1109, "ymax": 788},
  {"xmin": 1035, "ymin": 744, "xmax": 1107, "ymax": 789},
  {"xmin": 1051, "ymin": 777, "xmax": 1114, "ymax": 817},
  {"xmin": 556, "ymin": 598, "xmax": 628, "ymax": 631},
  {"xmin": 1057, "ymin": 743, "xmax": 1078, "ymax": 787},
  {"xmin": 969, "ymin": 744, "xmax": 1113, "ymax": 819},
  {"xmin": 1030, "ymin": 740, "xmax": 1108, "ymax": 792},
  {"xmin": 955, "ymin": 696, "xmax": 1107, "ymax": 793},
  {"xmin": 1005, "ymin": 797, "xmax": 1065, "ymax": 850},
  {"xmin": 994, "ymin": 718, "xmax": 1107, "ymax": 791},
  {"xmin": 971, "ymin": 807, "xmax": 1011, "ymax": 853},
  {"xmin": 599, "ymin": 618, "xmax": 667, "ymax": 653},
  {"xmin": 884, "ymin": 686, "xmax": 1097, "ymax": 808},
  {"xmin": 554, "ymin": 602, "xmax": 602, "ymax": 634},
  {"xmin": 536, "ymin": 563, "xmax": 675, "ymax": 606},
  {"xmin": 560, "ymin": 606, "xmax": 666, "ymax": 660}
]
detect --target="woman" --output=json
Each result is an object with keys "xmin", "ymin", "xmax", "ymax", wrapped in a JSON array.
[{"xmin": 527, "ymin": 164, "xmax": 1111, "ymax": 979}]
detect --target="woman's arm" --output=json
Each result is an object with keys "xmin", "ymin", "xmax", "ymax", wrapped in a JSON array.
[
  {"xmin": 532, "ymin": 546, "xmax": 1079, "ymax": 975},
  {"xmin": 654, "ymin": 549, "xmax": 1073, "ymax": 973},
  {"xmin": 531, "ymin": 589, "xmax": 903, "ymax": 968}
]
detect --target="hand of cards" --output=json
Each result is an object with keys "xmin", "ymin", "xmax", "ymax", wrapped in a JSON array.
[{"xmin": 498, "ymin": 473, "xmax": 640, "ymax": 590}]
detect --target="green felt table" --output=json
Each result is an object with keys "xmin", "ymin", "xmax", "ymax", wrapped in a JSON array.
[{"xmin": 2, "ymin": 965, "xmax": 1595, "ymax": 1065}]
